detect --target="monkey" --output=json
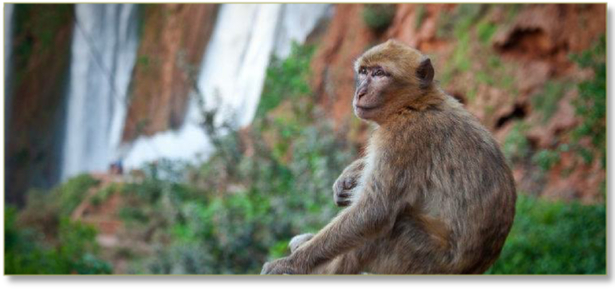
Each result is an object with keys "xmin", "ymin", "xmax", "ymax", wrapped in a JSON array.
[
  {"xmin": 332, "ymin": 158, "xmax": 365, "ymax": 207},
  {"xmin": 261, "ymin": 39, "xmax": 517, "ymax": 275}
]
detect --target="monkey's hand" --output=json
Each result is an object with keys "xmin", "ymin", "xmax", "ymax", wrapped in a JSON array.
[
  {"xmin": 261, "ymin": 257, "xmax": 305, "ymax": 275},
  {"xmin": 289, "ymin": 233, "xmax": 314, "ymax": 253},
  {"xmin": 333, "ymin": 175, "xmax": 358, "ymax": 207}
]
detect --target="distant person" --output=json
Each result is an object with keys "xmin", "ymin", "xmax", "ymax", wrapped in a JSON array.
[{"xmin": 109, "ymin": 160, "xmax": 124, "ymax": 175}]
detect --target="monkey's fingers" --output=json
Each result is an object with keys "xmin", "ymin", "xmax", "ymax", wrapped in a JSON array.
[
  {"xmin": 334, "ymin": 193, "xmax": 352, "ymax": 207},
  {"xmin": 342, "ymin": 178, "xmax": 357, "ymax": 190}
]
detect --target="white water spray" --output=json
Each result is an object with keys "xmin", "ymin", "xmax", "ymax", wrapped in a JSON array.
[
  {"xmin": 123, "ymin": 4, "xmax": 331, "ymax": 169},
  {"xmin": 61, "ymin": 4, "xmax": 139, "ymax": 180}
]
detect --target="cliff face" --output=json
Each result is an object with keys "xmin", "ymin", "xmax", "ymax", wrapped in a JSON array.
[
  {"xmin": 121, "ymin": 4, "xmax": 219, "ymax": 142},
  {"xmin": 310, "ymin": 4, "xmax": 606, "ymax": 202},
  {"xmin": 5, "ymin": 4, "xmax": 74, "ymax": 205}
]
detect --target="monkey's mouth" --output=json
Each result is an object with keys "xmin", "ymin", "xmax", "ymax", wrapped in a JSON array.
[{"xmin": 355, "ymin": 105, "xmax": 381, "ymax": 111}]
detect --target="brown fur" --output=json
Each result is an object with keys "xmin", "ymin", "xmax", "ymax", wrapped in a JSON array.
[{"xmin": 261, "ymin": 39, "xmax": 516, "ymax": 275}]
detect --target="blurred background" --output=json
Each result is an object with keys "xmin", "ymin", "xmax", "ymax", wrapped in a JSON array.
[{"xmin": 3, "ymin": 3, "xmax": 606, "ymax": 274}]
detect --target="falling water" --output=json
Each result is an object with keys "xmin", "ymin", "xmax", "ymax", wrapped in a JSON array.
[
  {"xmin": 123, "ymin": 3, "xmax": 331, "ymax": 169},
  {"xmin": 61, "ymin": 4, "xmax": 139, "ymax": 180},
  {"xmin": 273, "ymin": 4, "xmax": 332, "ymax": 59}
]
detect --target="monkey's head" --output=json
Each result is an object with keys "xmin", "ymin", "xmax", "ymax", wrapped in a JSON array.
[{"xmin": 353, "ymin": 39, "xmax": 435, "ymax": 123}]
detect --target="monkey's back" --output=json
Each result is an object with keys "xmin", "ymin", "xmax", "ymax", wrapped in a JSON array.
[{"xmin": 389, "ymin": 96, "xmax": 517, "ymax": 274}]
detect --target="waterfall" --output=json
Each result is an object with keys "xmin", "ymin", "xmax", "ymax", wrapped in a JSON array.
[
  {"xmin": 61, "ymin": 4, "xmax": 139, "ymax": 180},
  {"xmin": 274, "ymin": 4, "xmax": 332, "ymax": 58},
  {"xmin": 122, "ymin": 3, "xmax": 331, "ymax": 169}
]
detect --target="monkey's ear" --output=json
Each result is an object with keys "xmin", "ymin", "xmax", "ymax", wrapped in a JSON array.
[{"xmin": 416, "ymin": 58, "xmax": 434, "ymax": 89}]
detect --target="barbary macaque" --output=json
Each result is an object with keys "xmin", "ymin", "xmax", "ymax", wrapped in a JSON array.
[{"xmin": 261, "ymin": 39, "xmax": 516, "ymax": 274}]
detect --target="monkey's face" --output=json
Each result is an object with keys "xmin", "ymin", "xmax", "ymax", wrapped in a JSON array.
[{"xmin": 353, "ymin": 65, "xmax": 394, "ymax": 121}]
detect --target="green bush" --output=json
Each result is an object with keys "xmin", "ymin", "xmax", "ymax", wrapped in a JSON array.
[
  {"xmin": 487, "ymin": 194, "xmax": 606, "ymax": 274},
  {"xmin": 52, "ymin": 173, "xmax": 100, "ymax": 216},
  {"xmin": 116, "ymin": 43, "xmax": 353, "ymax": 274},
  {"xmin": 502, "ymin": 121, "xmax": 530, "ymax": 163},
  {"xmin": 531, "ymin": 81, "xmax": 568, "ymax": 123},
  {"xmin": 5, "ymin": 207, "xmax": 111, "ymax": 274},
  {"xmin": 5, "ymin": 173, "xmax": 111, "ymax": 274},
  {"xmin": 531, "ymin": 149, "xmax": 560, "ymax": 171},
  {"xmin": 256, "ymin": 42, "xmax": 315, "ymax": 119},
  {"xmin": 362, "ymin": 4, "xmax": 396, "ymax": 32},
  {"xmin": 570, "ymin": 36, "xmax": 606, "ymax": 168},
  {"xmin": 122, "ymin": 116, "xmax": 351, "ymax": 274}
]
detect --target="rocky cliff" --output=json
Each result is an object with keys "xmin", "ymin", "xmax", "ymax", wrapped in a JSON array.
[
  {"xmin": 310, "ymin": 4, "xmax": 606, "ymax": 202},
  {"xmin": 121, "ymin": 4, "xmax": 219, "ymax": 142},
  {"xmin": 5, "ymin": 4, "xmax": 74, "ymax": 205}
]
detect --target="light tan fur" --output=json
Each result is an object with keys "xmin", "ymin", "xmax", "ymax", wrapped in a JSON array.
[{"xmin": 261, "ymin": 39, "xmax": 516, "ymax": 275}]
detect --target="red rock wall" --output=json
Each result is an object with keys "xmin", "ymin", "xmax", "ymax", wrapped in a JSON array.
[
  {"xmin": 309, "ymin": 4, "xmax": 606, "ymax": 202},
  {"xmin": 5, "ymin": 4, "xmax": 75, "ymax": 205},
  {"xmin": 121, "ymin": 4, "xmax": 219, "ymax": 142}
]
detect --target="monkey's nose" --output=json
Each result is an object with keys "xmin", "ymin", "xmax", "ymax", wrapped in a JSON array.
[{"xmin": 357, "ymin": 87, "xmax": 367, "ymax": 99}]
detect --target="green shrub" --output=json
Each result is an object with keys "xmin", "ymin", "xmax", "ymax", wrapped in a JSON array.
[
  {"xmin": 52, "ymin": 173, "xmax": 99, "ymax": 216},
  {"xmin": 117, "ymin": 43, "xmax": 353, "ymax": 274},
  {"xmin": 362, "ymin": 4, "xmax": 396, "ymax": 32},
  {"xmin": 124, "ymin": 115, "xmax": 351, "ymax": 274},
  {"xmin": 476, "ymin": 21, "xmax": 497, "ymax": 44},
  {"xmin": 5, "ymin": 207, "xmax": 111, "ymax": 274},
  {"xmin": 531, "ymin": 81, "xmax": 568, "ymax": 123},
  {"xmin": 256, "ymin": 42, "xmax": 315, "ymax": 119},
  {"xmin": 437, "ymin": 4, "xmax": 487, "ymax": 39},
  {"xmin": 531, "ymin": 149, "xmax": 560, "ymax": 171},
  {"xmin": 570, "ymin": 36, "xmax": 606, "ymax": 168},
  {"xmin": 487, "ymin": 194, "xmax": 606, "ymax": 274},
  {"xmin": 502, "ymin": 121, "xmax": 530, "ymax": 163}
]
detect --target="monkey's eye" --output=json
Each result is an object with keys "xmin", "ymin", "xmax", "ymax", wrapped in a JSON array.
[
  {"xmin": 374, "ymin": 69, "xmax": 386, "ymax": 77},
  {"xmin": 359, "ymin": 67, "xmax": 367, "ymax": 75}
]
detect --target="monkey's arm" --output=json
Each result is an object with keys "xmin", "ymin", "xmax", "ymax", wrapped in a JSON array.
[
  {"xmin": 262, "ymin": 170, "xmax": 401, "ymax": 274},
  {"xmin": 332, "ymin": 158, "xmax": 366, "ymax": 207},
  {"xmin": 340, "ymin": 158, "xmax": 366, "ymax": 177}
]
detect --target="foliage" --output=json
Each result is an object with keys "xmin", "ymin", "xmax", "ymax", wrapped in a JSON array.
[
  {"xmin": 256, "ymin": 43, "xmax": 315, "ymax": 119},
  {"xmin": 116, "ymin": 43, "xmax": 353, "ymax": 274},
  {"xmin": 120, "ymin": 121, "xmax": 350, "ymax": 274},
  {"xmin": 502, "ymin": 121, "xmax": 530, "ymax": 163},
  {"xmin": 16, "ymin": 174, "xmax": 99, "ymax": 239},
  {"xmin": 438, "ymin": 4, "xmax": 518, "ymax": 103},
  {"xmin": 531, "ymin": 149, "xmax": 560, "ymax": 172},
  {"xmin": 488, "ymin": 194, "xmax": 606, "ymax": 274},
  {"xmin": 437, "ymin": 4, "xmax": 487, "ymax": 39},
  {"xmin": 531, "ymin": 81, "xmax": 568, "ymax": 123},
  {"xmin": 52, "ymin": 174, "xmax": 100, "ymax": 216},
  {"xmin": 476, "ymin": 20, "xmax": 497, "ymax": 44},
  {"xmin": 5, "ymin": 174, "xmax": 111, "ymax": 274},
  {"xmin": 362, "ymin": 4, "xmax": 396, "ymax": 32},
  {"xmin": 570, "ymin": 36, "xmax": 606, "ymax": 168},
  {"xmin": 5, "ymin": 207, "xmax": 112, "ymax": 274}
]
